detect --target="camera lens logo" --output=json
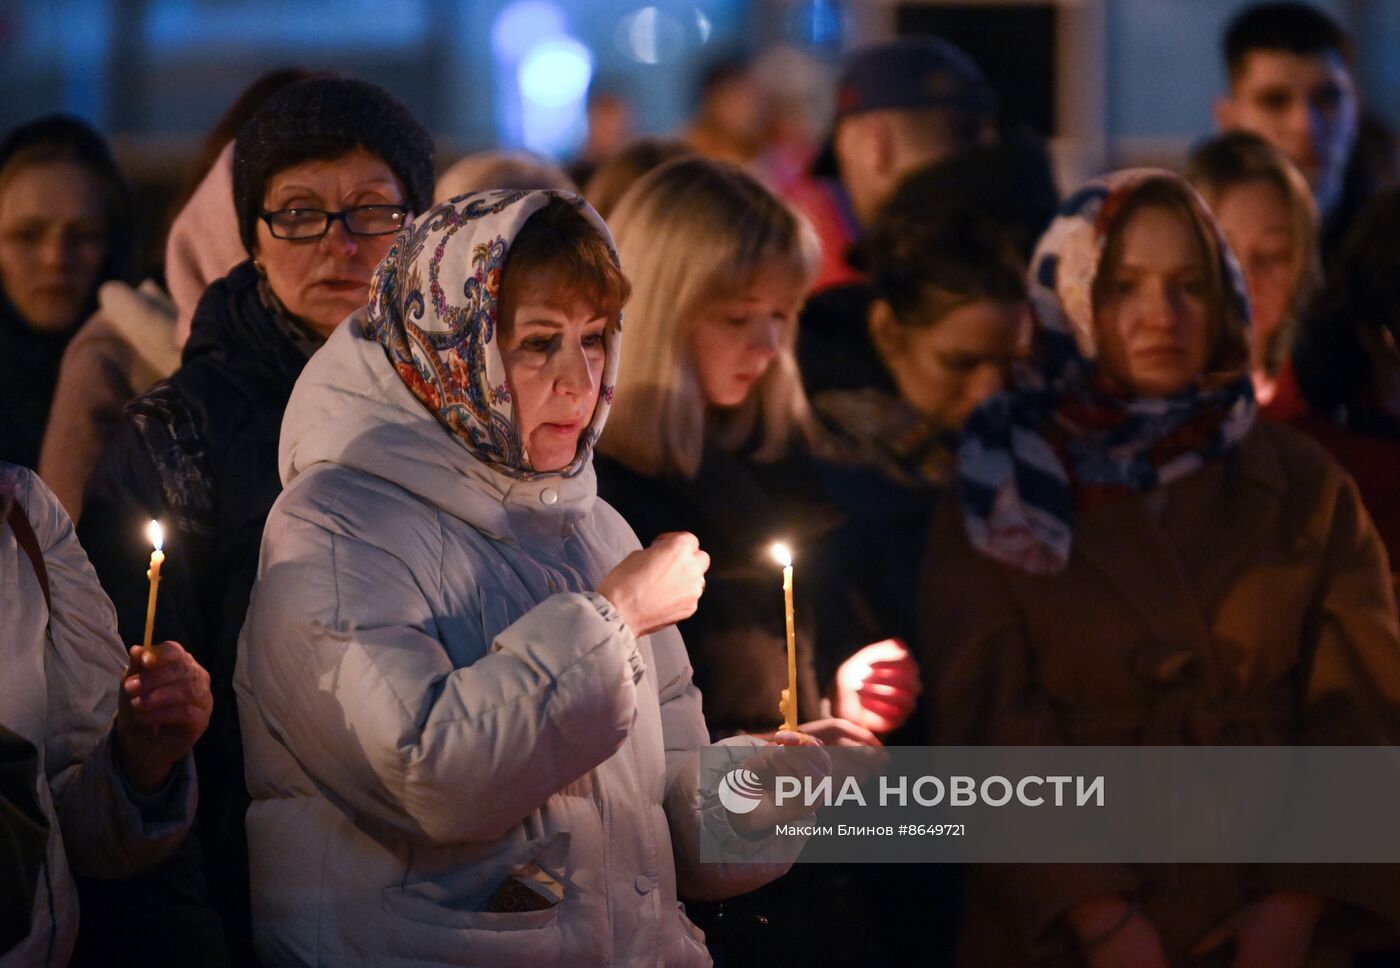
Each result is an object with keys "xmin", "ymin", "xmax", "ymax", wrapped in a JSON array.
[{"xmin": 717, "ymin": 768, "xmax": 765, "ymax": 815}]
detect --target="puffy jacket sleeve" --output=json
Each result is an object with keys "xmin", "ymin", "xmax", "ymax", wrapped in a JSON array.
[
  {"xmin": 647, "ymin": 623, "xmax": 795, "ymax": 900},
  {"xmin": 21, "ymin": 468, "xmax": 195, "ymax": 877},
  {"xmin": 236, "ymin": 488, "xmax": 641, "ymax": 846}
]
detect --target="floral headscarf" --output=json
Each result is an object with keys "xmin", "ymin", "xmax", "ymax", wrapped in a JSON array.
[
  {"xmin": 956, "ymin": 168, "xmax": 1256, "ymax": 575},
  {"xmin": 364, "ymin": 190, "xmax": 621, "ymax": 481}
]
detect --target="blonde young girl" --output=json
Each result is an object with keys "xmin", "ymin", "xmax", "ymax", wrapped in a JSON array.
[
  {"xmin": 598, "ymin": 156, "xmax": 922, "ymax": 744},
  {"xmin": 595, "ymin": 146, "xmax": 924, "ymax": 968},
  {"xmin": 1187, "ymin": 131, "xmax": 1321, "ymax": 410}
]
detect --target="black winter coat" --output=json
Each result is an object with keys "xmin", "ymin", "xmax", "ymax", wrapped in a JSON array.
[
  {"xmin": 799, "ymin": 283, "xmax": 943, "ymax": 649},
  {"xmin": 597, "ymin": 446, "xmax": 950, "ymax": 966},
  {"xmin": 595, "ymin": 445, "xmax": 828, "ymax": 738},
  {"xmin": 76, "ymin": 260, "xmax": 316, "ymax": 966}
]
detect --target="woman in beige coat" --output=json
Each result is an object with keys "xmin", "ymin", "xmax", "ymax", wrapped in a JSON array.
[{"xmin": 920, "ymin": 169, "xmax": 1400, "ymax": 967}]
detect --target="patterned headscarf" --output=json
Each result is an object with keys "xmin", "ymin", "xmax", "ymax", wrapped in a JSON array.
[
  {"xmin": 364, "ymin": 190, "xmax": 621, "ymax": 481},
  {"xmin": 956, "ymin": 168, "xmax": 1256, "ymax": 575}
]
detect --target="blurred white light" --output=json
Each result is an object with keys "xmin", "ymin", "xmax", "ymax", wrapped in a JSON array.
[
  {"xmin": 695, "ymin": 8, "xmax": 712, "ymax": 44},
  {"xmin": 629, "ymin": 7, "xmax": 661, "ymax": 64},
  {"xmin": 616, "ymin": 5, "xmax": 688, "ymax": 65},
  {"xmin": 492, "ymin": 1, "xmax": 567, "ymax": 62},
  {"xmin": 519, "ymin": 37, "xmax": 594, "ymax": 108}
]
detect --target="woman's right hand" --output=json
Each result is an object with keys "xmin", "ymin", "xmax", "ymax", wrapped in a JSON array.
[{"xmin": 598, "ymin": 532, "xmax": 710, "ymax": 637}]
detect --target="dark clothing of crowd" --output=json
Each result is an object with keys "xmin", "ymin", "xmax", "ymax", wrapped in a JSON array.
[
  {"xmin": 596, "ymin": 447, "xmax": 826, "ymax": 737},
  {"xmin": 8, "ymin": 16, "xmax": 1400, "ymax": 967},
  {"xmin": 76, "ymin": 260, "xmax": 319, "ymax": 964},
  {"xmin": 0, "ymin": 296, "xmax": 80, "ymax": 470}
]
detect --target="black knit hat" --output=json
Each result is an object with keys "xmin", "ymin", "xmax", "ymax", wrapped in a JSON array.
[{"xmin": 232, "ymin": 76, "xmax": 434, "ymax": 252}]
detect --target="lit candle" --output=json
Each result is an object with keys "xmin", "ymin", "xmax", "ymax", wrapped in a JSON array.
[
  {"xmin": 770, "ymin": 542, "xmax": 798, "ymax": 732},
  {"xmin": 142, "ymin": 520, "xmax": 164, "ymax": 650}
]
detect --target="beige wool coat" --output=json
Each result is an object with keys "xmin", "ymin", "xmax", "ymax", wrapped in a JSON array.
[{"xmin": 919, "ymin": 420, "xmax": 1400, "ymax": 967}]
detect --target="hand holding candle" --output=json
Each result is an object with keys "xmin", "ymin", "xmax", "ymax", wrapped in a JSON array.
[
  {"xmin": 142, "ymin": 520, "xmax": 164, "ymax": 650},
  {"xmin": 770, "ymin": 542, "xmax": 798, "ymax": 732},
  {"xmin": 116, "ymin": 639, "xmax": 212, "ymax": 793}
]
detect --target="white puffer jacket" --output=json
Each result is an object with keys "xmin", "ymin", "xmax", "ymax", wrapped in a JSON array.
[
  {"xmin": 236, "ymin": 310, "xmax": 786, "ymax": 965},
  {"xmin": 1, "ymin": 465, "xmax": 194, "ymax": 968}
]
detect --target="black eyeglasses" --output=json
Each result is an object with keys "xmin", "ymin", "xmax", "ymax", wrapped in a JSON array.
[{"xmin": 259, "ymin": 205, "xmax": 409, "ymax": 240}]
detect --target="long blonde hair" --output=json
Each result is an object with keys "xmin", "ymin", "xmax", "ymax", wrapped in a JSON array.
[
  {"xmin": 1186, "ymin": 132, "xmax": 1321, "ymax": 374},
  {"xmin": 600, "ymin": 157, "xmax": 819, "ymax": 478}
]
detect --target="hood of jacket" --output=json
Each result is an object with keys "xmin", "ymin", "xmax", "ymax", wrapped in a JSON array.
[
  {"xmin": 96, "ymin": 278, "xmax": 179, "ymax": 379},
  {"xmin": 167, "ymin": 142, "xmax": 244, "ymax": 348},
  {"xmin": 280, "ymin": 190, "xmax": 622, "ymax": 543}
]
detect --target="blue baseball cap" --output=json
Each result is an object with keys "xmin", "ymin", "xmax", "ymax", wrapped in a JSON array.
[{"xmin": 811, "ymin": 37, "xmax": 997, "ymax": 177}]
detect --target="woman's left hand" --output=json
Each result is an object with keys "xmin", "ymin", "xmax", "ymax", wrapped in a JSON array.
[
  {"xmin": 724, "ymin": 731, "xmax": 833, "ymax": 836},
  {"xmin": 1188, "ymin": 891, "xmax": 1325, "ymax": 968},
  {"xmin": 832, "ymin": 638, "xmax": 921, "ymax": 734},
  {"xmin": 115, "ymin": 641, "xmax": 212, "ymax": 793}
]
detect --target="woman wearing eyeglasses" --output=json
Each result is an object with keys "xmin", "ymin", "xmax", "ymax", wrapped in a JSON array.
[{"xmin": 75, "ymin": 76, "xmax": 434, "ymax": 964}]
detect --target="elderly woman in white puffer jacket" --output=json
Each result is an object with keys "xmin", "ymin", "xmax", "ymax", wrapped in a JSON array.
[{"xmin": 235, "ymin": 190, "xmax": 816, "ymax": 967}]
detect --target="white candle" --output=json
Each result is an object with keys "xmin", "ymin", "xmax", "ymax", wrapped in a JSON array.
[
  {"xmin": 770, "ymin": 542, "xmax": 798, "ymax": 732},
  {"xmin": 142, "ymin": 520, "xmax": 164, "ymax": 650}
]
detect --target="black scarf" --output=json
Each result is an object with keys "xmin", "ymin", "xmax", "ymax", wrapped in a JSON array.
[{"xmin": 181, "ymin": 260, "xmax": 323, "ymax": 395}]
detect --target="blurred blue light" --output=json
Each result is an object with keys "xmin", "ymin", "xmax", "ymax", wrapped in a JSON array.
[
  {"xmin": 519, "ymin": 37, "xmax": 593, "ymax": 107},
  {"xmin": 796, "ymin": 0, "xmax": 842, "ymax": 49},
  {"xmin": 492, "ymin": 1, "xmax": 567, "ymax": 63}
]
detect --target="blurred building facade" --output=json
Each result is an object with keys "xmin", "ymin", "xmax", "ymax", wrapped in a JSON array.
[{"xmin": 2, "ymin": 0, "xmax": 1397, "ymax": 259}]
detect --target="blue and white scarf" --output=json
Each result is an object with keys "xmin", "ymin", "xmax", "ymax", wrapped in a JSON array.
[{"xmin": 956, "ymin": 168, "xmax": 1256, "ymax": 575}]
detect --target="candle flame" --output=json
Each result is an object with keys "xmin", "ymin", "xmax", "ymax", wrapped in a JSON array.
[
  {"xmin": 769, "ymin": 542, "xmax": 792, "ymax": 568},
  {"xmin": 147, "ymin": 520, "xmax": 164, "ymax": 551}
]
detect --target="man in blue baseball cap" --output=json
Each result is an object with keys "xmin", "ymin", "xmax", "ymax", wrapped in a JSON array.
[
  {"xmin": 826, "ymin": 38, "xmax": 997, "ymax": 223},
  {"xmin": 792, "ymin": 37, "xmax": 999, "ymax": 292}
]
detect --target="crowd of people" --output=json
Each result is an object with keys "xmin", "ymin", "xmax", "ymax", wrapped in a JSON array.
[{"xmin": 4, "ymin": 2, "xmax": 1400, "ymax": 966}]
